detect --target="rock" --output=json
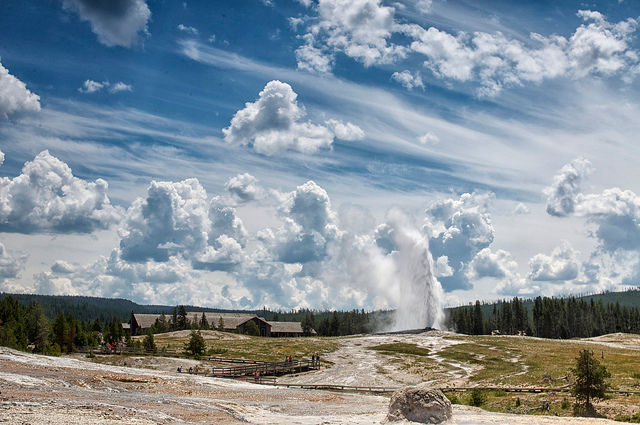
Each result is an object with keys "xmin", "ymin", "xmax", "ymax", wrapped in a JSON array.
[{"xmin": 386, "ymin": 383, "xmax": 452, "ymax": 424}]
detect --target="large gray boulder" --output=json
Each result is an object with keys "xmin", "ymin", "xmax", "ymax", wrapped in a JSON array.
[{"xmin": 386, "ymin": 383, "xmax": 452, "ymax": 424}]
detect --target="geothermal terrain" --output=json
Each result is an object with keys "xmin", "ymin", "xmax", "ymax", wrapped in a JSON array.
[{"xmin": 1, "ymin": 331, "xmax": 639, "ymax": 424}]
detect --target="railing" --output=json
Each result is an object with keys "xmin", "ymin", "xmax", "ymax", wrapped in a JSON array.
[{"xmin": 207, "ymin": 360, "xmax": 319, "ymax": 377}]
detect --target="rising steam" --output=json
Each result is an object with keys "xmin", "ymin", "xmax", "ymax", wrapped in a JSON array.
[{"xmin": 384, "ymin": 210, "xmax": 444, "ymax": 331}]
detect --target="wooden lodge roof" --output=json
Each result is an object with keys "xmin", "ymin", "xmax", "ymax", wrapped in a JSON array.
[
  {"xmin": 131, "ymin": 313, "xmax": 162, "ymax": 329},
  {"xmin": 268, "ymin": 321, "xmax": 305, "ymax": 334},
  {"xmin": 131, "ymin": 312, "xmax": 267, "ymax": 330}
]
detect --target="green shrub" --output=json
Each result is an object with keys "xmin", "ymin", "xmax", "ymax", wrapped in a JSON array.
[
  {"xmin": 515, "ymin": 397, "xmax": 521, "ymax": 407},
  {"xmin": 207, "ymin": 347, "xmax": 228, "ymax": 355},
  {"xmin": 445, "ymin": 393, "xmax": 459, "ymax": 404},
  {"xmin": 43, "ymin": 343, "xmax": 61, "ymax": 356},
  {"xmin": 469, "ymin": 388, "xmax": 487, "ymax": 407},
  {"xmin": 561, "ymin": 397, "xmax": 571, "ymax": 409}
]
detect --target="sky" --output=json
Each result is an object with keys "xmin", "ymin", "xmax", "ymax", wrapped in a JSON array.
[{"xmin": 1, "ymin": 0, "xmax": 640, "ymax": 312}]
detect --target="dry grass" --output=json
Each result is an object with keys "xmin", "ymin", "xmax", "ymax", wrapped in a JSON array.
[
  {"xmin": 141, "ymin": 330, "xmax": 340, "ymax": 362},
  {"xmin": 437, "ymin": 335, "xmax": 640, "ymax": 390}
]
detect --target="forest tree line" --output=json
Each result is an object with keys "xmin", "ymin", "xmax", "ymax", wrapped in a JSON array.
[
  {"xmin": 449, "ymin": 296, "xmax": 640, "ymax": 338},
  {"xmin": 145, "ymin": 305, "xmax": 378, "ymax": 337},
  {"xmin": 0, "ymin": 296, "xmax": 129, "ymax": 355}
]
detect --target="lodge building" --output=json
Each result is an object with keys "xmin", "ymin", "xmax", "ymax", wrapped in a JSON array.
[{"xmin": 129, "ymin": 312, "xmax": 314, "ymax": 338}]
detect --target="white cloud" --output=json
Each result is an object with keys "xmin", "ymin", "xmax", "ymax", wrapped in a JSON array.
[
  {"xmin": 544, "ymin": 157, "xmax": 593, "ymax": 217},
  {"xmin": 0, "ymin": 242, "xmax": 27, "ymax": 282},
  {"xmin": 294, "ymin": 0, "xmax": 406, "ymax": 71},
  {"xmin": 177, "ymin": 24, "xmax": 199, "ymax": 35},
  {"xmin": 223, "ymin": 80, "xmax": 345, "ymax": 155},
  {"xmin": 325, "ymin": 119, "xmax": 365, "ymax": 141},
  {"xmin": 418, "ymin": 131, "xmax": 439, "ymax": 145},
  {"xmin": 578, "ymin": 187, "xmax": 640, "ymax": 253},
  {"xmin": 119, "ymin": 178, "xmax": 210, "ymax": 263},
  {"xmin": 79, "ymin": 80, "xmax": 133, "ymax": 94},
  {"xmin": 470, "ymin": 247, "xmax": 530, "ymax": 296},
  {"xmin": 0, "ymin": 151, "xmax": 122, "ymax": 233},
  {"xmin": 0, "ymin": 150, "xmax": 4, "ymax": 167},
  {"xmin": 109, "ymin": 82, "xmax": 133, "ymax": 93},
  {"xmin": 391, "ymin": 70, "xmax": 424, "ymax": 90},
  {"xmin": 294, "ymin": 4, "xmax": 639, "ymax": 95},
  {"xmin": 264, "ymin": 181, "xmax": 340, "ymax": 265},
  {"xmin": 569, "ymin": 10, "xmax": 638, "ymax": 77},
  {"xmin": 0, "ymin": 61, "xmax": 41, "ymax": 120},
  {"xmin": 295, "ymin": 41, "xmax": 334, "ymax": 73},
  {"xmin": 415, "ymin": 0, "xmax": 432, "ymax": 14},
  {"xmin": 424, "ymin": 192, "xmax": 495, "ymax": 290},
  {"xmin": 50, "ymin": 260, "xmax": 76, "ymax": 274},
  {"xmin": 62, "ymin": 0, "xmax": 151, "ymax": 48},
  {"xmin": 513, "ymin": 202, "xmax": 530, "ymax": 215},
  {"xmin": 225, "ymin": 173, "xmax": 264, "ymax": 202},
  {"xmin": 435, "ymin": 255, "xmax": 453, "ymax": 277},
  {"xmin": 78, "ymin": 80, "xmax": 106, "ymax": 93},
  {"xmin": 528, "ymin": 240, "xmax": 580, "ymax": 282}
]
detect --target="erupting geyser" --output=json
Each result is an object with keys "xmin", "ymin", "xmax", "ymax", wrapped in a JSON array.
[{"xmin": 385, "ymin": 213, "xmax": 444, "ymax": 331}]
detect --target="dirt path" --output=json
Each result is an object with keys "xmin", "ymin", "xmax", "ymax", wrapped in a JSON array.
[{"xmin": 278, "ymin": 330, "xmax": 475, "ymax": 387}]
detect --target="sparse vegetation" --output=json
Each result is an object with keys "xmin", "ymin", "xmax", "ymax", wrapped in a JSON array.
[
  {"xmin": 368, "ymin": 342, "xmax": 430, "ymax": 356},
  {"xmin": 469, "ymin": 388, "xmax": 487, "ymax": 406}
]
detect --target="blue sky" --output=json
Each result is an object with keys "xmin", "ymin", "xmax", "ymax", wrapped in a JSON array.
[{"xmin": 1, "ymin": 0, "xmax": 639, "ymax": 312}]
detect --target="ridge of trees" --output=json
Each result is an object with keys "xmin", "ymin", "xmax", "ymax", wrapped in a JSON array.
[{"xmin": 448, "ymin": 295, "xmax": 640, "ymax": 338}]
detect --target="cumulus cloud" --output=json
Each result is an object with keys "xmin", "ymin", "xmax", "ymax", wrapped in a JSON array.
[
  {"xmin": 579, "ymin": 188, "xmax": 640, "ymax": 253},
  {"xmin": 225, "ymin": 173, "xmax": 264, "ymax": 202},
  {"xmin": 0, "ymin": 151, "xmax": 122, "ymax": 234},
  {"xmin": 177, "ymin": 24, "xmax": 199, "ymax": 35},
  {"xmin": 118, "ymin": 178, "xmax": 248, "ymax": 273},
  {"xmin": 544, "ymin": 157, "xmax": 593, "ymax": 217},
  {"xmin": 294, "ymin": 5, "xmax": 638, "ymax": 95},
  {"xmin": 0, "ymin": 242, "xmax": 27, "ymax": 282},
  {"xmin": 62, "ymin": 0, "xmax": 151, "ymax": 48},
  {"xmin": 391, "ymin": 70, "xmax": 424, "ymax": 90},
  {"xmin": 294, "ymin": 0, "xmax": 406, "ymax": 71},
  {"xmin": 223, "ymin": 80, "xmax": 360, "ymax": 155},
  {"xmin": 528, "ymin": 240, "xmax": 580, "ymax": 282},
  {"xmin": 543, "ymin": 158, "xmax": 640, "ymax": 290},
  {"xmin": 470, "ymin": 248, "xmax": 530, "ymax": 296},
  {"xmin": 264, "ymin": 181, "xmax": 340, "ymax": 265},
  {"xmin": 78, "ymin": 80, "xmax": 132, "ymax": 94},
  {"xmin": 0, "ymin": 150, "xmax": 4, "ymax": 167},
  {"xmin": 424, "ymin": 192, "xmax": 495, "ymax": 291},
  {"xmin": 434, "ymin": 255, "xmax": 453, "ymax": 277},
  {"xmin": 119, "ymin": 178, "xmax": 210, "ymax": 263},
  {"xmin": 324, "ymin": 119, "xmax": 365, "ymax": 141},
  {"xmin": 406, "ymin": 10, "xmax": 639, "ymax": 95},
  {"xmin": 110, "ymin": 82, "xmax": 133, "ymax": 93},
  {"xmin": 0, "ymin": 61, "xmax": 41, "ymax": 120},
  {"xmin": 51, "ymin": 260, "xmax": 76, "ymax": 274}
]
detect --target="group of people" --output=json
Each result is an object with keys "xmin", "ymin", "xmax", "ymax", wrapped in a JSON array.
[
  {"xmin": 311, "ymin": 353, "xmax": 320, "ymax": 366},
  {"xmin": 176, "ymin": 366, "xmax": 195, "ymax": 374}
]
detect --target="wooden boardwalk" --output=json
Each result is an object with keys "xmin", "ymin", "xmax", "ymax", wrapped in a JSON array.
[{"xmin": 207, "ymin": 360, "xmax": 319, "ymax": 377}]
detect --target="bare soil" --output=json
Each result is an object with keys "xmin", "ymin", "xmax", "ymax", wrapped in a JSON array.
[{"xmin": 0, "ymin": 331, "xmax": 636, "ymax": 424}]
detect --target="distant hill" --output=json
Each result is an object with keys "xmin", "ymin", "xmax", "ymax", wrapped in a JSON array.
[
  {"xmin": 446, "ymin": 288, "xmax": 640, "ymax": 318},
  {"xmin": 3, "ymin": 288, "xmax": 639, "ymax": 325},
  {"xmin": 0, "ymin": 293, "xmax": 268, "ymax": 323}
]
